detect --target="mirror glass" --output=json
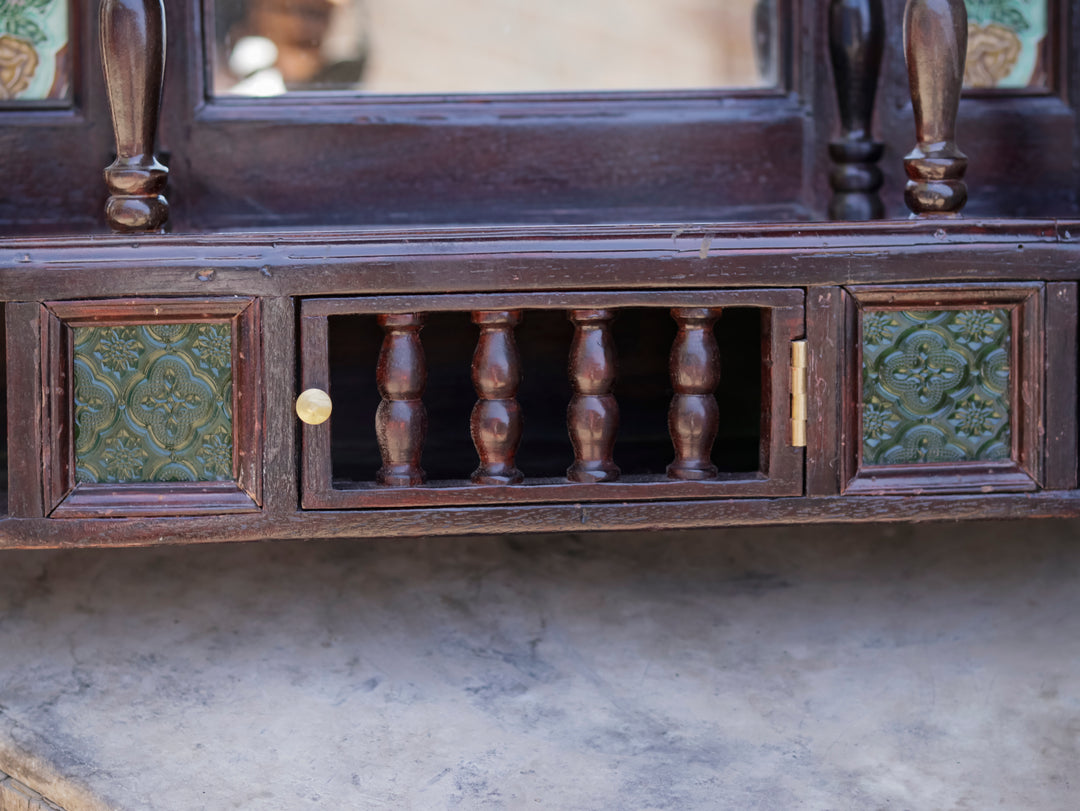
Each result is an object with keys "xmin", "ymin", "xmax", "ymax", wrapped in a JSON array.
[{"xmin": 211, "ymin": 0, "xmax": 778, "ymax": 96}]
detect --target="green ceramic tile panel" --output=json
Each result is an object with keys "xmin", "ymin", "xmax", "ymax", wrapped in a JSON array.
[
  {"xmin": 0, "ymin": 0, "xmax": 70, "ymax": 100},
  {"xmin": 73, "ymin": 323, "xmax": 235, "ymax": 484},
  {"xmin": 861, "ymin": 309, "xmax": 1012, "ymax": 466},
  {"xmin": 964, "ymin": 0, "xmax": 1048, "ymax": 89}
]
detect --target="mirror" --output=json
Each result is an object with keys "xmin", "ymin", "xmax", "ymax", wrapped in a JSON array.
[{"xmin": 211, "ymin": 0, "xmax": 778, "ymax": 96}]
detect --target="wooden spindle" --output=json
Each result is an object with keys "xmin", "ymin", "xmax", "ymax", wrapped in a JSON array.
[
  {"xmin": 567, "ymin": 309, "xmax": 619, "ymax": 483},
  {"xmin": 667, "ymin": 308, "xmax": 722, "ymax": 481},
  {"xmin": 470, "ymin": 310, "xmax": 524, "ymax": 485},
  {"xmin": 828, "ymin": 0, "xmax": 885, "ymax": 220},
  {"xmin": 375, "ymin": 313, "xmax": 426, "ymax": 487},
  {"xmin": 903, "ymin": 0, "xmax": 968, "ymax": 216},
  {"xmin": 100, "ymin": 0, "xmax": 169, "ymax": 232}
]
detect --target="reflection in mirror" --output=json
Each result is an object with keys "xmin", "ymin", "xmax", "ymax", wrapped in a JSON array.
[{"xmin": 212, "ymin": 0, "xmax": 778, "ymax": 96}]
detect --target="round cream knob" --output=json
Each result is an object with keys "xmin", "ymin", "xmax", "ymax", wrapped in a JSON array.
[{"xmin": 296, "ymin": 388, "xmax": 332, "ymax": 425}]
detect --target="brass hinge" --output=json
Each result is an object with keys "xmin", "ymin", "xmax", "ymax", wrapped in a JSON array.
[{"xmin": 790, "ymin": 340, "xmax": 808, "ymax": 448}]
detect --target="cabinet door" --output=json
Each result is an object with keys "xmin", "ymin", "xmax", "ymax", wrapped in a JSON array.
[
  {"xmin": 299, "ymin": 290, "xmax": 804, "ymax": 509},
  {"xmin": 39, "ymin": 298, "xmax": 262, "ymax": 517},
  {"xmin": 842, "ymin": 284, "xmax": 1046, "ymax": 494}
]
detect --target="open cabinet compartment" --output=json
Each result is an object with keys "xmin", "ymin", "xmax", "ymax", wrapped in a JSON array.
[{"xmin": 300, "ymin": 290, "xmax": 806, "ymax": 509}]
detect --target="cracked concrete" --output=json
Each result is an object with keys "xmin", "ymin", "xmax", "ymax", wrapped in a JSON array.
[{"xmin": 0, "ymin": 520, "xmax": 1078, "ymax": 809}]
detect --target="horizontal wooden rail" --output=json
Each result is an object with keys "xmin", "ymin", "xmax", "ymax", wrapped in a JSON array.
[
  {"xmin": 1, "ymin": 221, "xmax": 1080, "ymax": 301},
  {"xmin": 3, "ymin": 493, "xmax": 1080, "ymax": 550}
]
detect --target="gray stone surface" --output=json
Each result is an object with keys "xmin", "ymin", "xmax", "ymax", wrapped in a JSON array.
[{"xmin": 0, "ymin": 521, "xmax": 1078, "ymax": 810}]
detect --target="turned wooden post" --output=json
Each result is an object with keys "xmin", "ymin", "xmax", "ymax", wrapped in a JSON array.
[
  {"xmin": 667, "ymin": 308, "xmax": 722, "ymax": 481},
  {"xmin": 375, "ymin": 313, "xmax": 426, "ymax": 487},
  {"xmin": 100, "ymin": 0, "xmax": 169, "ymax": 232},
  {"xmin": 567, "ymin": 310, "xmax": 619, "ymax": 483},
  {"xmin": 903, "ymin": 0, "xmax": 968, "ymax": 216},
  {"xmin": 470, "ymin": 310, "xmax": 524, "ymax": 485},
  {"xmin": 828, "ymin": 0, "xmax": 885, "ymax": 220}
]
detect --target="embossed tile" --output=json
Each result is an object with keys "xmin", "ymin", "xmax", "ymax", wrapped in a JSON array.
[
  {"xmin": 73, "ymin": 323, "xmax": 234, "ymax": 484},
  {"xmin": 861, "ymin": 309, "xmax": 1012, "ymax": 466}
]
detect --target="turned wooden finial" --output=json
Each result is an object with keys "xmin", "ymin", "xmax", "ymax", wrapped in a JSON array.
[
  {"xmin": 903, "ymin": 0, "xmax": 968, "ymax": 217},
  {"xmin": 100, "ymin": 0, "xmax": 169, "ymax": 232},
  {"xmin": 828, "ymin": 0, "xmax": 885, "ymax": 220}
]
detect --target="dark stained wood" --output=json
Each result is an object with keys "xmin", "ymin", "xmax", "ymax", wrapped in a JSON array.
[
  {"xmin": 5, "ymin": 222, "xmax": 1080, "ymax": 303},
  {"xmin": 5, "ymin": 303, "xmax": 45, "ymax": 518},
  {"xmin": 260, "ymin": 297, "xmax": 299, "ymax": 515},
  {"xmin": 41, "ymin": 308, "xmax": 69, "ymax": 512},
  {"xmin": 762, "ymin": 300, "xmax": 807, "ymax": 480},
  {"xmin": 307, "ymin": 476, "xmax": 803, "ymax": 511},
  {"xmin": 667, "ymin": 308, "xmax": 722, "ymax": 480},
  {"xmin": 1043, "ymin": 283, "xmax": 1078, "ymax": 490},
  {"xmin": 903, "ymin": 0, "xmax": 968, "ymax": 216},
  {"xmin": 2, "ymin": 0, "xmax": 1080, "ymax": 541},
  {"xmin": 839, "ymin": 290, "xmax": 861, "ymax": 491},
  {"xmin": 302, "ymin": 290, "xmax": 805, "ymax": 318},
  {"xmin": 375, "ymin": 313, "xmax": 427, "ymax": 487},
  {"xmin": 299, "ymin": 312, "xmax": 333, "ymax": 509},
  {"xmin": 566, "ymin": 309, "xmax": 620, "ymax": 484},
  {"xmin": 5, "ymin": 0, "xmax": 1080, "ymax": 233},
  {"xmin": 51, "ymin": 483, "xmax": 259, "ymax": 518},
  {"xmin": 100, "ymin": 0, "xmax": 169, "ymax": 232},
  {"xmin": 828, "ymin": 0, "xmax": 885, "ymax": 220},
  {"xmin": 4, "ymin": 492, "xmax": 1080, "ymax": 550},
  {"xmin": 470, "ymin": 310, "xmax": 524, "ymax": 485},
  {"xmin": 46, "ymin": 298, "xmax": 251, "ymax": 322},
  {"xmin": 41, "ymin": 297, "xmax": 263, "ymax": 517},
  {"xmin": 806, "ymin": 287, "xmax": 844, "ymax": 496},
  {"xmin": 843, "ymin": 283, "xmax": 1043, "ymax": 495}
]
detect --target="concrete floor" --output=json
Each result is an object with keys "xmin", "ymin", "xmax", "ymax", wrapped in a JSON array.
[{"xmin": 0, "ymin": 520, "xmax": 1077, "ymax": 810}]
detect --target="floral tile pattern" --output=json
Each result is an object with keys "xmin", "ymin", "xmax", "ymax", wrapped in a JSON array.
[
  {"xmin": 0, "ymin": 0, "xmax": 69, "ymax": 100},
  {"xmin": 74, "ymin": 323, "xmax": 234, "ymax": 483},
  {"xmin": 861, "ymin": 309, "xmax": 1012, "ymax": 466},
  {"xmin": 964, "ymin": 0, "xmax": 1048, "ymax": 89}
]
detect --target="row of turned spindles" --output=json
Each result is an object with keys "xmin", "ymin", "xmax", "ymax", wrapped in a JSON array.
[{"xmin": 373, "ymin": 308, "xmax": 723, "ymax": 488}]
